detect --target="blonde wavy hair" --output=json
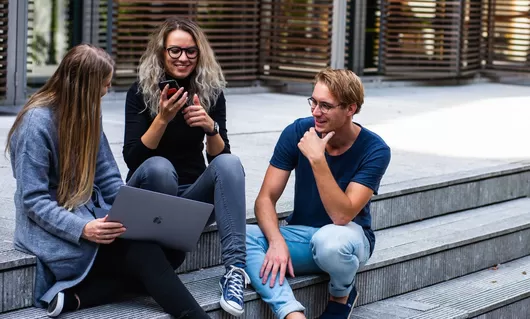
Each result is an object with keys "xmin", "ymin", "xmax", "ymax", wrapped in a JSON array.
[
  {"xmin": 6, "ymin": 44, "xmax": 114, "ymax": 210},
  {"xmin": 138, "ymin": 18, "xmax": 226, "ymax": 117}
]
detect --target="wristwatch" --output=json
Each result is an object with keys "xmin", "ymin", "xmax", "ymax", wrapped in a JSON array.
[{"xmin": 205, "ymin": 121, "xmax": 219, "ymax": 136}]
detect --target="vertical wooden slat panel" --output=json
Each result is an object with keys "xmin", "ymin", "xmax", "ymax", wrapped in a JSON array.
[
  {"xmin": 26, "ymin": 0, "xmax": 34, "ymax": 76},
  {"xmin": 196, "ymin": 1, "xmax": 260, "ymax": 83},
  {"xmin": 0, "ymin": 0, "xmax": 7, "ymax": 97},
  {"xmin": 485, "ymin": 0, "xmax": 530, "ymax": 72},
  {"xmin": 381, "ymin": 0, "xmax": 464, "ymax": 78},
  {"xmin": 108, "ymin": 0, "xmax": 260, "ymax": 87},
  {"xmin": 98, "ymin": 0, "xmax": 116, "ymax": 54},
  {"xmin": 260, "ymin": 0, "xmax": 334, "ymax": 82},
  {"xmin": 459, "ymin": 0, "xmax": 483, "ymax": 75}
]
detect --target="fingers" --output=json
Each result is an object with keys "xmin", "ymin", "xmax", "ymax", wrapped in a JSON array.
[
  {"xmin": 101, "ymin": 226, "xmax": 126, "ymax": 234},
  {"xmin": 182, "ymin": 107, "xmax": 204, "ymax": 119},
  {"xmin": 322, "ymin": 131, "xmax": 335, "ymax": 143},
  {"xmin": 95, "ymin": 225, "xmax": 126, "ymax": 235},
  {"xmin": 259, "ymin": 259, "xmax": 267, "ymax": 278},
  {"xmin": 98, "ymin": 221, "xmax": 124, "ymax": 229},
  {"xmin": 186, "ymin": 116, "xmax": 208, "ymax": 128},
  {"xmin": 93, "ymin": 226, "xmax": 125, "ymax": 244},
  {"xmin": 261, "ymin": 259, "xmax": 274, "ymax": 285},
  {"xmin": 159, "ymin": 84, "xmax": 169, "ymax": 103},
  {"xmin": 171, "ymin": 91, "xmax": 189, "ymax": 113},
  {"xmin": 288, "ymin": 259, "xmax": 295, "ymax": 278},
  {"xmin": 183, "ymin": 105, "xmax": 212, "ymax": 129},
  {"xmin": 193, "ymin": 93, "xmax": 200, "ymax": 106},
  {"xmin": 96, "ymin": 229, "xmax": 125, "ymax": 239},
  {"xmin": 167, "ymin": 87, "xmax": 185, "ymax": 104},
  {"xmin": 269, "ymin": 262, "xmax": 280, "ymax": 287},
  {"xmin": 278, "ymin": 261, "xmax": 287, "ymax": 286}
]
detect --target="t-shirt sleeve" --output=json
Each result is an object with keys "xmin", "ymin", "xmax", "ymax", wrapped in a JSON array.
[
  {"xmin": 351, "ymin": 145, "xmax": 391, "ymax": 195},
  {"xmin": 270, "ymin": 122, "xmax": 299, "ymax": 171}
]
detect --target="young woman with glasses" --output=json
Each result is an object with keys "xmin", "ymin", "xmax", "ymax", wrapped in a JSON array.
[{"xmin": 123, "ymin": 18, "xmax": 249, "ymax": 317}]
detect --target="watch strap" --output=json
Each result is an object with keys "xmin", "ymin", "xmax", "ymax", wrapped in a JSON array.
[{"xmin": 205, "ymin": 121, "xmax": 219, "ymax": 136}]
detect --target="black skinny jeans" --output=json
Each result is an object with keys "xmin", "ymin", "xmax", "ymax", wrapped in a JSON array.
[{"xmin": 69, "ymin": 239, "xmax": 210, "ymax": 319}]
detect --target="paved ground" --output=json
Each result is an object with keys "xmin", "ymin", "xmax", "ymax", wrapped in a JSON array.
[{"xmin": 0, "ymin": 82, "xmax": 529, "ymax": 221}]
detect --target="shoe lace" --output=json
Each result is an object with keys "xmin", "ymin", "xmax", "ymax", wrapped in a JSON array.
[{"xmin": 223, "ymin": 266, "xmax": 251, "ymax": 303}]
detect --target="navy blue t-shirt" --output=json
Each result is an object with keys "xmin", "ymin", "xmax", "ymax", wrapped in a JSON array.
[{"xmin": 270, "ymin": 117, "xmax": 391, "ymax": 255}]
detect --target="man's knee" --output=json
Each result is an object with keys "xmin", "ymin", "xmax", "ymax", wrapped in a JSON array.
[{"xmin": 310, "ymin": 224, "xmax": 360, "ymax": 263}]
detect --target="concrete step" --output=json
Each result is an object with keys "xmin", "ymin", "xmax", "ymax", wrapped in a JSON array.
[
  {"xmin": 351, "ymin": 256, "xmax": 530, "ymax": 319},
  {"xmin": 183, "ymin": 161, "xmax": 530, "ymax": 273},
  {"xmin": 4, "ymin": 197, "xmax": 530, "ymax": 318}
]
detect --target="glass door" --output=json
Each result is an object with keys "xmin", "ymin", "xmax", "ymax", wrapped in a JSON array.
[{"xmin": 26, "ymin": 0, "xmax": 83, "ymax": 90}]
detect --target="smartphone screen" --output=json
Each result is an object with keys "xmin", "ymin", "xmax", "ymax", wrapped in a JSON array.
[{"xmin": 158, "ymin": 80, "xmax": 180, "ymax": 98}]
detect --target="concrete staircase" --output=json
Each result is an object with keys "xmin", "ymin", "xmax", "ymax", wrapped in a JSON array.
[{"xmin": 1, "ymin": 161, "xmax": 529, "ymax": 318}]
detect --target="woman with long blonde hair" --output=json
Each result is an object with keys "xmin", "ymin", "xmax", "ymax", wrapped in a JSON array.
[
  {"xmin": 7, "ymin": 44, "xmax": 209, "ymax": 318},
  {"xmin": 123, "ymin": 17, "xmax": 248, "ymax": 316}
]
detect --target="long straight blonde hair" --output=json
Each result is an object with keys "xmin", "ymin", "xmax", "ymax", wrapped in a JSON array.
[
  {"xmin": 6, "ymin": 44, "xmax": 114, "ymax": 210},
  {"xmin": 138, "ymin": 18, "xmax": 226, "ymax": 117}
]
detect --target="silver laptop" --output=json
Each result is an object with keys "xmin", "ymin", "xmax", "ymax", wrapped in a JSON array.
[{"xmin": 107, "ymin": 185, "xmax": 214, "ymax": 252}]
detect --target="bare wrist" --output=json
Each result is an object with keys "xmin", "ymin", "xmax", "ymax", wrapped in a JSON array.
[
  {"xmin": 269, "ymin": 235, "xmax": 286, "ymax": 246},
  {"xmin": 309, "ymin": 154, "xmax": 326, "ymax": 166},
  {"xmin": 155, "ymin": 114, "xmax": 169, "ymax": 126}
]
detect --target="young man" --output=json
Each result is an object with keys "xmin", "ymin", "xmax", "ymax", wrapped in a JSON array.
[{"xmin": 245, "ymin": 69, "xmax": 391, "ymax": 319}]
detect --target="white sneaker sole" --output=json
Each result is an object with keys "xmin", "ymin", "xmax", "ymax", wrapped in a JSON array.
[
  {"xmin": 46, "ymin": 292, "xmax": 64, "ymax": 318},
  {"xmin": 219, "ymin": 282, "xmax": 244, "ymax": 317},
  {"xmin": 347, "ymin": 293, "xmax": 359, "ymax": 318}
]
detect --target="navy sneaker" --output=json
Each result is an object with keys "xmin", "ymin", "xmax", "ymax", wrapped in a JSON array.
[
  {"xmin": 319, "ymin": 286, "xmax": 359, "ymax": 319},
  {"xmin": 47, "ymin": 292, "xmax": 65, "ymax": 318},
  {"xmin": 219, "ymin": 265, "xmax": 251, "ymax": 316}
]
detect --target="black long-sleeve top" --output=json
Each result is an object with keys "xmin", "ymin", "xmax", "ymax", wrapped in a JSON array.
[{"xmin": 123, "ymin": 78, "xmax": 231, "ymax": 184}]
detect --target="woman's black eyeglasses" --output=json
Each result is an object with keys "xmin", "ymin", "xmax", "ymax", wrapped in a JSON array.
[{"xmin": 166, "ymin": 46, "xmax": 200, "ymax": 60}]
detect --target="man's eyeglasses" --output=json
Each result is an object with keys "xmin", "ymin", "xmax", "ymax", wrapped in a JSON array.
[
  {"xmin": 166, "ymin": 46, "xmax": 200, "ymax": 60},
  {"xmin": 307, "ymin": 97, "xmax": 341, "ymax": 114}
]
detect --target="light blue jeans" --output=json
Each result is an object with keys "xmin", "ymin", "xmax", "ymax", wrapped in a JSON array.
[{"xmin": 246, "ymin": 222, "xmax": 370, "ymax": 319}]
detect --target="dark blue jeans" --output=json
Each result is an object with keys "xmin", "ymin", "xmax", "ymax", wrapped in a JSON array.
[{"xmin": 127, "ymin": 154, "xmax": 247, "ymax": 267}]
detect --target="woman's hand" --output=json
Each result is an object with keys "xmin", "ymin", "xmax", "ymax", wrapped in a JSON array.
[
  {"xmin": 158, "ymin": 85, "xmax": 188, "ymax": 124},
  {"xmin": 182, "ymin": 94, "xmax": 215, "ymax": 133},
  {"xmin": 82, "ymin": 215, "xmax": 126, "ymax": 244}
]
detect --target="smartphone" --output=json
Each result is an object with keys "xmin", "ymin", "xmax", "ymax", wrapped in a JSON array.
[{"xmin": 158, "ymin": 80, "xmax": 180, "ymax": 99}]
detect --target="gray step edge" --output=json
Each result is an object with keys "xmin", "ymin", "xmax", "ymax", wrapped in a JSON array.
[
  {"xmin": 377, "ymin": 160, "xmax": 530, "ymax": 199},
  {"xmin": 352, "ymin": 255, "xmax": 530, "ymax": 319}
]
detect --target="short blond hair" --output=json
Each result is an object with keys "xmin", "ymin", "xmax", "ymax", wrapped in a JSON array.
[{"xmin": 314, "ymin": 68, "xmax": 364, "ymax": 114}]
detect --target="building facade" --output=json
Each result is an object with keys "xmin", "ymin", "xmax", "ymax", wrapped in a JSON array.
[{"xmin": 1, "ymin": 0, "xmax": 529, "ymax": 106}]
